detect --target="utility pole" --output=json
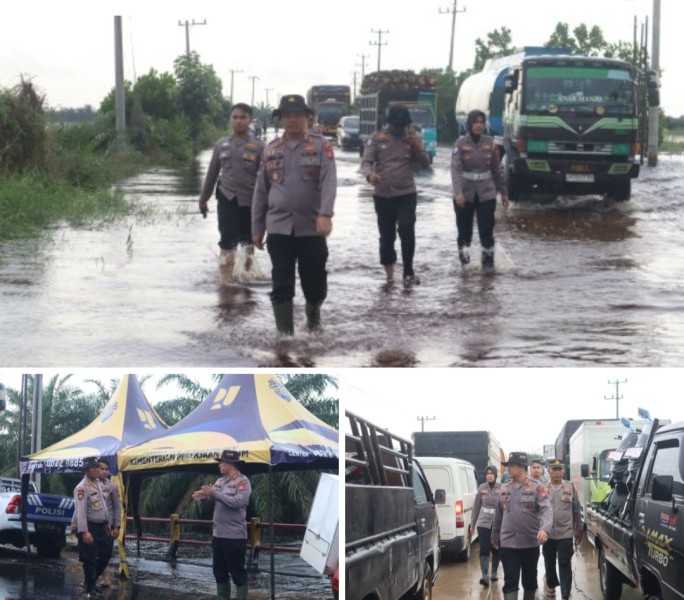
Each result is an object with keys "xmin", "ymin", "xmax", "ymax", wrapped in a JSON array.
[
  {"xmin": 605, "ymin": 378, "xmax": 627, "ymax": 419},
  {"xmin": 369, "ymin": 29, "xmax": 389, "ymax": 72},
  {"xmin": 357, "ymin": 54, "xmax": 370, "ymax": 81},
  {"xmin": 228, "ymin": 69, "xmax": 243, "ymax": 105},
  {"xmin": 248, "ymin": 75, "xmax": 260, "ymax": 107},
  {"xmin": 178, "ymin": 19, "xmax": 206, "ymax": 54},
  {"xmin": 647, "ymin": 0, "xmax": 661, "ymax": 167},
  {"xmin": 417, "ymin": 415, "xmax": 436, "ymax": 432},
  {"xmin": 265, "ymin": 87, "xmax": 274, "ymax": 107},
  {"xmin": 113, "ymin": 16, "xmax": 126, "ymax": 152},
  {"xmin": 439, "ymin": 0, "xmax": 467, "ymax": 72},
  {"xmin": 351, "ymin": 71, "xmax": 359, "ymax": 101},
  {"xmin": 31, "ymin": 374, "xmax": 42, "ymax": 491}
]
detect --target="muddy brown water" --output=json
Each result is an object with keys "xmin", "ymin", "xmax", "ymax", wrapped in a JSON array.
[{"xmin": 2, "ymin": 146, "xmax": 684, "ymax": 367}]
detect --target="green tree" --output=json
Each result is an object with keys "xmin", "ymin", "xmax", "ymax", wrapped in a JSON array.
[
  {"xmin": 473, "ymin": 27, "xmax": 515, "ymax": 71},
  {"xmin": 546, "ymin": 22, "xmax": 607, "ymax": 56},
  {"xmin": 133, "ymin": 69, "xmax": 178, "ymax": 121}
]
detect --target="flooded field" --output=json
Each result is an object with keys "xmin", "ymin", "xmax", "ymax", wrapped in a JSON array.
[{"xmin": 2, "ymin": 145, "xmax": 684, "ymax": 367}]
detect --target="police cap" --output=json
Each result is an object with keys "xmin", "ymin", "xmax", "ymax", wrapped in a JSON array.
[
  {"xmin": 272, "ymin": 95, "xmax": 313, "ymax": 118},
  {"xmin": 82, "ymin": 456, "xmax": 101, "ymax": 471},
  {"xmin": 548, "ymin": 458, "xmax": 565, "ymax": 470},
  {"xmin": 386, "ymin": 104, "xmax": 412, "ymax": 128},
  {"xmin": 504, "ymin": 451, "xmax": 528, "ymax": 467},
  {"xmin": 216, "ymin": 449, "xmax": 243, "ymax": 464}
]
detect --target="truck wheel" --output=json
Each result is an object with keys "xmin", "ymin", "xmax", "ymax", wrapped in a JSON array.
[
  {"xmin": 413, "ymin": 562, "xmax": 433, "ymax": 600},
  {"xmin": 457, "ymin": 532, "xmax": 471, "ymax": 562},
  {"xmin": 502, "ymin": 155, "xmax": 522, "ymax": 202},
  {"xmin": 599, "ymin": 547, "xmax": 623, "ymax": 600},
  {"xmin": 606, "ymin": 180, "xmax": 631, "ymax": 202}
]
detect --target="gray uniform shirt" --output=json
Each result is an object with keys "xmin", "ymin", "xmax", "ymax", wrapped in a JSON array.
[
  {"xmin": 492, "ymin": 477, "xmax": 553, "ymax": 549},
  {"xmin": 252, "ymin": 134, "xmax": 336, "ymax": 237},
  {"xmin": 472, "ymin": 481, "xmax": 502, "ymax": 529},
  {"xmin": 73, "ymin": 476, "xmax": 108, "ymax": 533},
  {"xmin": 360, "ymin": 129, "xmax": 430, "ymax": 198},
  {"xmin": 204, "ymin": 472, "xmax": 252, "ymax": 539},
  {"xmin": 101, "ymin": 478, "xmax": 122, "ymax": 528},
  {"xmin": 450, "ymin": 134, "xmax": 505, "ymax": 203},
  {"xmin": 199, "ymin": 134, "xmax": 264, "ymax": 207},
  {"xmin": 544, "ymin": 480, "xmax": 583, "ymax": 540}
]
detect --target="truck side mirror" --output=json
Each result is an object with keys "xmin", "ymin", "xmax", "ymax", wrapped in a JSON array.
[
  {"xmin": 581, "ymin": 464, "xmax": 589, "ymax": 478},
  {"xmin": 504, "ymin": 73, "xmax": 518, "ymax": 94},
  {"xmin": 651, "ymin": 475, "xmax": 673, "ymax": 502},
  {"xmin": 434, "ymin": 489, "xmax": 446, "ymax": 505},
  {"xmin": 646, "ymin": 70, "xmax": 660, "ymax": 107}
]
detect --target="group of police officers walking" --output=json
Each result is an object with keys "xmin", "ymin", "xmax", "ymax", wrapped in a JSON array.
[
  {"xmin": 471, "ymin": 452, "xmax": 583, "ymax": 600},
  {"xmin": 199, "ymin": 95, "xmax": 509, "ymax": 335}
]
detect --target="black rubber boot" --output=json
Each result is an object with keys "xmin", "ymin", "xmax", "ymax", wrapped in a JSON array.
[
  {"xmin": 479, "ymin": 555, "xmax": 490, "ymax": 587},
  {"xmin": 482, "ymin": 247, "xmax": 495, "ymax": 273},
  {"xmin": 272, "ymin": 301, "xmax": 294, "ymax": 335},
  {"xmin": 305, "ymin": 303, "xmax": 322, "ymax": 331},
  {"xmin": 459, "ymin": 246, "xmax": 470, "ymax": 266}
]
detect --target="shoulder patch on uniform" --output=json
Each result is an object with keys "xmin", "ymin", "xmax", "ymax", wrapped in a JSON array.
[
  {"xmin": 77, "ymin": 488, "xmax": 84, "ymax": 501},
  {"xmin": 238, "ymin": 480, "xmax": 247, "ymax": 491},
  {"xmin": 537, "ymin": 485, "xmax": 548, "ymax": 499},
  {"xmin": 323, "ymin": 142, "xmax": 334, "ymax": 160}
]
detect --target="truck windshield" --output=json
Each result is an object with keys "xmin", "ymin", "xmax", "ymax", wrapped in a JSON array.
[
  {"xmin": 409, "ymin": 106, "xmax": 435, "ymax": 127},
  {"xmin": 318, "ymin": 103, "xmax": 347, "ymax": 125},
  {"xmin": 524, "ymin": 65, "xmax": 635, "ymax": 116}
]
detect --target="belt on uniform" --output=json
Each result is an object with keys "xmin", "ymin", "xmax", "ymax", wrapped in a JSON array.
[
  {"xmin": 462, "ymin": 171, "xmax": 492, "ymax": 181},
  {"xmin": 482, "ymin": 507, "xmax": 495, "ymax": 514}
]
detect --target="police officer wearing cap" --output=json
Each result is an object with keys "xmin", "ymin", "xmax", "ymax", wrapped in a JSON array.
[
  {"xmin": 199, "ymin": 103, "xmax": 265, "ymax": 283},
  {"xmin": 252, "ymin": 94, "xmax": 337, "ymax": 335},
  {"xmin": 73, "ymin": 456, "xmax": 111, "ymax": 598},
  {"xmin": 361, "ymin": 104, "xmax": 431, "ymax": 287},
  {"xmin": 193, "ymin": 450, "xmax": 252, "ymax": 600},
  {"xmin": 470, "ymin": 464, "xmax": 502, "ymax": 588},
  {"xmin": 451, "ymin": 109, "xmax": 508, "ymax": 272},
  {"xmin": 492, "ymin": 451, "xmax": 553, "ymax": 600},
  {"xmin": 96, "ymin": 458, "xmax": 122, "ymax": 588},
  {"xmin": 542, "ymin": 458, "xmax": 583, "ymax": 600}
]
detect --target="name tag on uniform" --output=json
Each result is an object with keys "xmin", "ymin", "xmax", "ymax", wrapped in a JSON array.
[{"xmin": 482, "ymin": 507, "xmax": 495, "ymax": 514}]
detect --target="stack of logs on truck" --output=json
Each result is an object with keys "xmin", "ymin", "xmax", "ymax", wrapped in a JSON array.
[
  {"xmin": 345, "ymin": 410, "xmax": 441, "ymax": 600},
  {"xmin": 585, "ymin": 418, "xmax": 683, "ymax": 600}
]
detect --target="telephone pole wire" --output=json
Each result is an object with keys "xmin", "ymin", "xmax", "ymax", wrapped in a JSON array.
[
  {"xmin": 369, "ymin": 29, "xmax": 389, "ymax": 72},
  {"xmin": 178, "ymin": 18, "xmax": 206, "ymax": 54},
  {"xmin": 604, "ymin": 378, "xmax": 627, "ymax": 419},
  {"xmin": 439, "ymin": 0, "xmax": 466, "ymax": 72},
  {"xmin": 417, "ymin": 415, "xmax": 436, "ymax": 432}
]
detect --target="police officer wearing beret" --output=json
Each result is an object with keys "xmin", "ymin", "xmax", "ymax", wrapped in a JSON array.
[
  {"xmin": 492, "ymin": 451, "xmax": 553, "ymax": 600},
  {"xmin": 193, "ymin": 450, "xmax": 252, "ymax": 600},
  {"xmin": 451, "ymin": 109, "xmax": 508, "ymax": 272},
  {"xmin": 252, "ymin": 94, "xmax": 337, "ymax": 335},
  {"xmin": 199, "ymin": 103, "xmax": 265, "ymax": 283},
  {"xmin": 73, "ymin": 457, "xmax": 111, "ymax": 598},
  {"xmin": 542, "ymin": 458, "xmax": 583, "ymax": 600},
  {"xmin": 361, "ymin": 104, "xmax": 431, "ymax": 287}
]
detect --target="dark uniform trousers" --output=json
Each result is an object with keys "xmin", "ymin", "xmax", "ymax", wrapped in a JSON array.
[
  {"xmin": 477, "ymin": 525, "xmax": 499, "ymax": 560},
  {"xmin": 454, "ymin": 194, "xmax": 496, "ymax": 250},
  {"xmin": 373, "ymin": 192, "xmax": 417, "ymax": 276},
  {"xmin": 500, "ymin": 546, "xmax": 540, "ymax": 593},
  {"xmin": 78, "ymin": 521, "xmax": 111, "ymax": 592},
  {"xmin": 216, "ymin": 187, "xmax": 252, "ymax": 250},
  {"xmin": 266, "ymin": 233, "xmax": 328, "ymax": 305},
  {"xmin": 542, "ymin": 538, "xmax": 574, "ymax": 596},
  {"xmin": 212, "ymin": 537, "xmax": 248, "ymax": 586}
]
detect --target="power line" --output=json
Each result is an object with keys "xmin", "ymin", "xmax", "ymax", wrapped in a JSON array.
[
  {"xmin": 369, "ymin": 29, "xmax": 389, "ymax": 72},
  {"xmin": 417, "ymin": 415, "xmax": 436, "ymax": 432},
  {"xmin": 439, "ymin": 0, "xmax": 466, "ymax": 72},
  {"xmin": 178, "ymin": 19, "xmax": 206, "ymax": 54},
  {"xmin": 604, "ymin": 378, "xmax": 627, "ymax": 419}
]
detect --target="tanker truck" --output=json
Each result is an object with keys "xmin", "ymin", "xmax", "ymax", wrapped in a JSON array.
[{"xmin": 455, "ymin": 47, "xmax": 659, "ymax": 202}]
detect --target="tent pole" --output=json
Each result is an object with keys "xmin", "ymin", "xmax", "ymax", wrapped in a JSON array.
[
  {"xmin": 21, "ymin": 474, "xmax": 31, "ymax": 559},
  {"xmin": 269, "ymin": 464, "xmax": 275, "ymax": 600}
]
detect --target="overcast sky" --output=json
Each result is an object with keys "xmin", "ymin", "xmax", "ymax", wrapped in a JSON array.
[
  {"xmin": 2, "ymin": 0, "xmax": 681, "ymax": 116},
  {"xmin": 343, "ymin": 368, "xmax": 684, "ymax": 457}
]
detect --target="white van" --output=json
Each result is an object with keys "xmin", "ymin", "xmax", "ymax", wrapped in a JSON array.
[{"xmin": 417, "ymin": 456, "xmax": 479, "ymax": 561}]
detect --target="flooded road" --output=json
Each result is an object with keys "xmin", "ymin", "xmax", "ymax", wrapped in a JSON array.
[
  {"xmin": 2, "ymin": 143, "xmax": 684, "ymax": 367},
  {"xmin": 0, "ymin": 541, "xmax": 332, "ymax": 599},
  {"xmin": 434, "ymin": 536, "xmax": 640, "ymax": 599}
]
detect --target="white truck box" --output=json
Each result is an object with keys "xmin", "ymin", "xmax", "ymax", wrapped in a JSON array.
[{"xmin": 300, "ymin": 473, "xmax": 339, "ymax": 575}]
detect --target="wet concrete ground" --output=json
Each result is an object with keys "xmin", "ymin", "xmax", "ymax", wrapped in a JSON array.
[{"xmin": 433, "ymin": 537, "xmax": 640, "ymax": 599}]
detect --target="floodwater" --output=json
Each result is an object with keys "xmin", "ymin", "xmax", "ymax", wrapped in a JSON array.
[
  {"xmin": 2, "ymin": 143, "xmax": 684, "ymax": 367},
  {"xmin": 0, "ymin": 540, "xmax": 332, "ymax": 599},
  {"xmin": 434, "ymin": 536, "xmax": 641, "ymax": 599}
]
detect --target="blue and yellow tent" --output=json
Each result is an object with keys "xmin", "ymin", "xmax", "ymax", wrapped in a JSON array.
[
  {"xmin": 19, "ymin": 374, "xmax": 167, "ymax": 476},
  {"xmin": 117, "ymin": 373, "xmax": 339, "ymax": 473}
]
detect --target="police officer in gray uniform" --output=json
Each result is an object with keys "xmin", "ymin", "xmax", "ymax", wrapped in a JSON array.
[
  {"xmin": 252, "ymin": 94, "xmax": 336, "ymax": 335},
  {"xmin": 492, "ymin": 451, "xmax": 553, "ymax": 600},
  {"xmin": 470, "ymin": 464, "xmax": 502, "ymax": 587},
  {"xmin": 193, "ymin": 450, "xmax": 252, "ymax": 600},
  {"xmin": 451, "ymin": 109, "xmax": 508, "ymax": 272},
  {"xmin": 361, "ymin": 104, "xmax": 431, "ymax": 286},
  {"xmin": 97, "ymin": 458, "xmax": 122, "ymax": 587},
  {"xmin": 542, "ymin": 458, "xmax": 583, "ymax": 600},
  {"xmin": 199, "ymin": 103, "xmax": 265, "ymax": 283},
  {"xmin": 73, "ymin": 456, "xmax": 110, "ymax": 599}
]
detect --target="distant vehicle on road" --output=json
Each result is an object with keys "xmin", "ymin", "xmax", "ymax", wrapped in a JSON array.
[{"xmin": 336, "ymin": 115, "xmax": 360, "ymax": 150}]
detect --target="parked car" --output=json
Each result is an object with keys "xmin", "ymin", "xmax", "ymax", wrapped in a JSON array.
[
  {"xmin": 336, "ymin": 115, "xmax": 360, "ymax": 150},
  {"xmin": 418, "ymin": 456, "xmax": 479, "ymax": 560}
]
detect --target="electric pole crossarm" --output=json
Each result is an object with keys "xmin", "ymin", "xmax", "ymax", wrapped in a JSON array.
[{"xmin": 369, "ymin": 29, "xmax": 389, "ymax": 72}]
